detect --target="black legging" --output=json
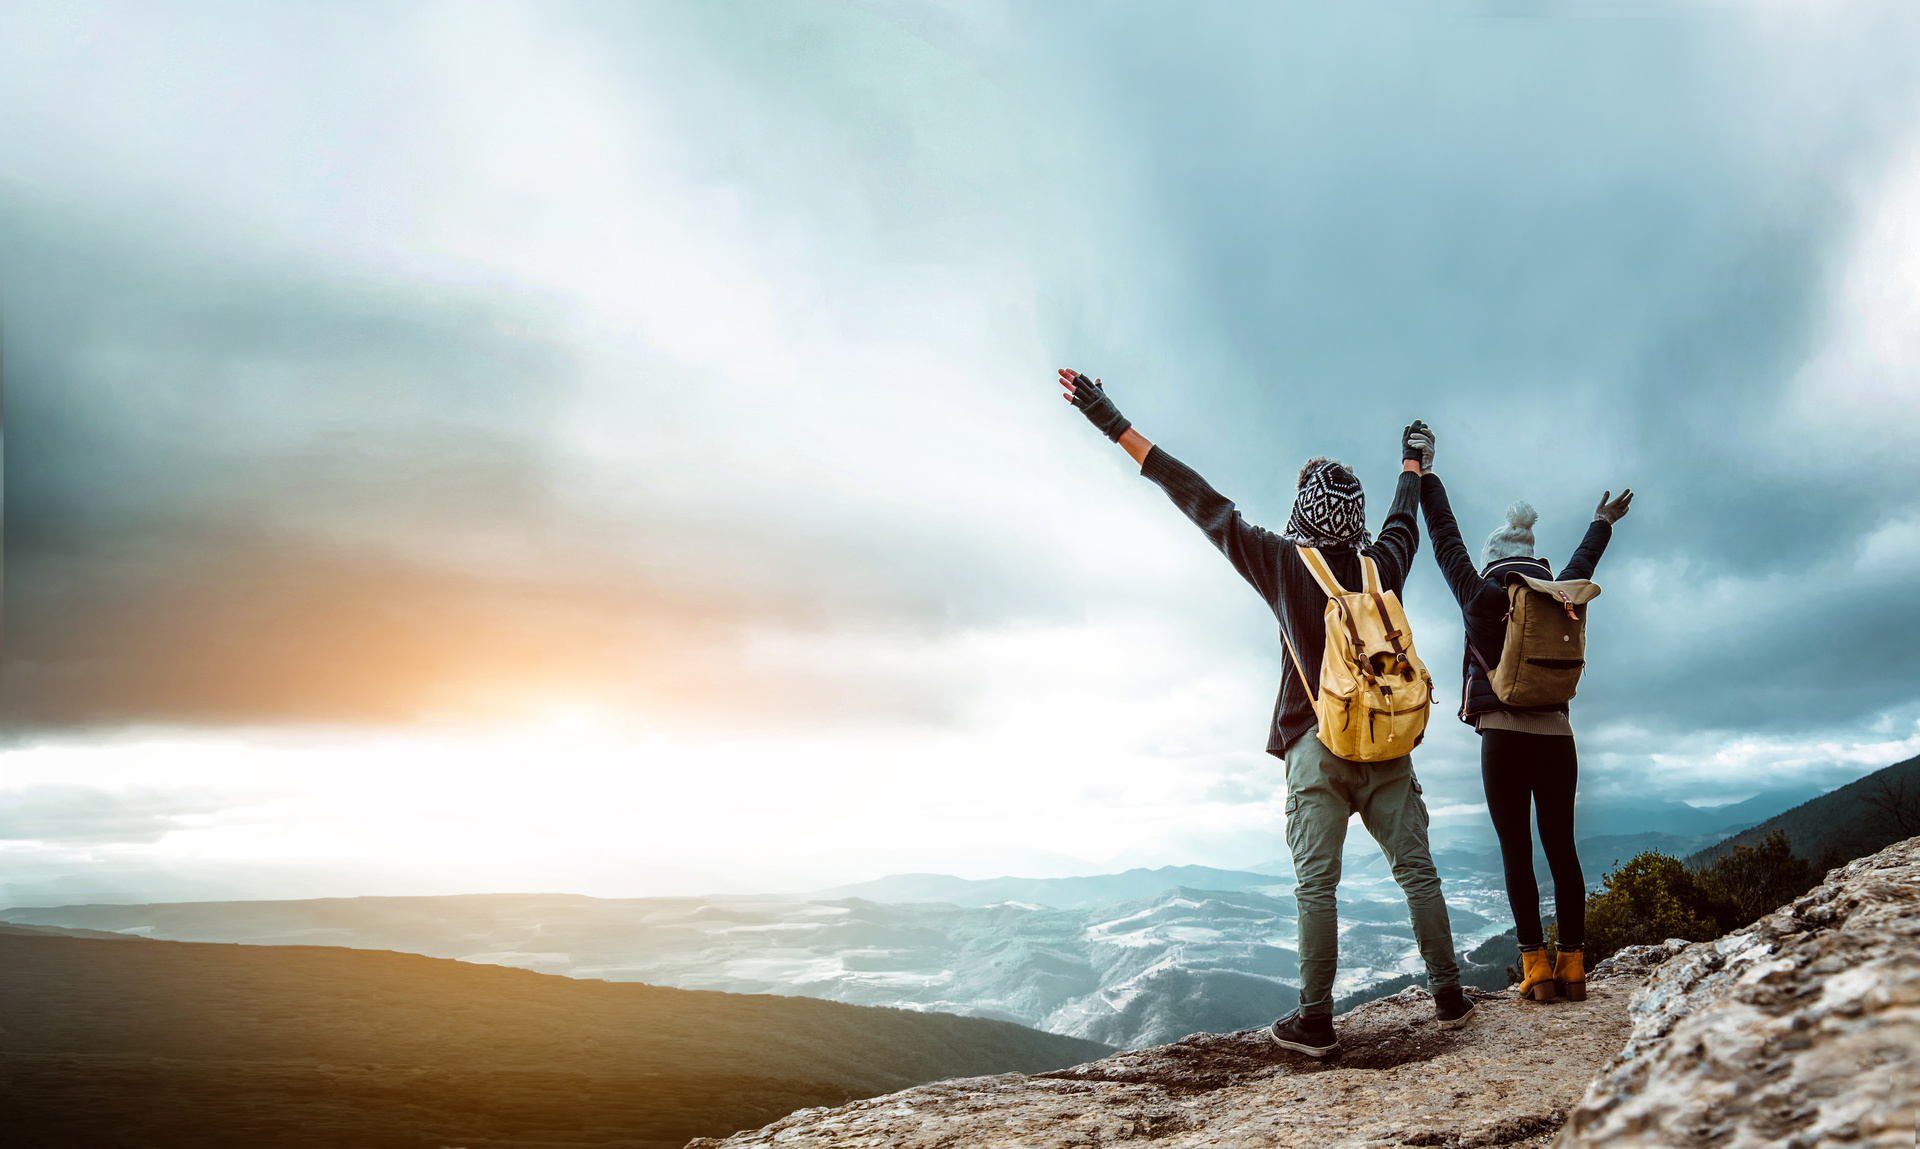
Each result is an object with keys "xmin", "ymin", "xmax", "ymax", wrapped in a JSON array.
[{"xmin": 1481, "ymin": 729, "xmax": 1584, "ymax": 947}]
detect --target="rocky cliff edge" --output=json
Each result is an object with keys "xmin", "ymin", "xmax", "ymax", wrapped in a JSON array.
[
  {"xmin": 690, "ymin": 836, "xmax": 1918, "ymax": 1149},
  {"xmin": 1561, "ymin": 834, "xmax": 1918, "ymax": 1147}
]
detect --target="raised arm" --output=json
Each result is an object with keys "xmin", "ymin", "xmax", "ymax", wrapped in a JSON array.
[
  {"xmin": 1056, "ymin": 367, "xmax": 1282, "ymax": 601},
  {"xmin": 1559, "ymin": 489, "xmax": 1631, "ymax": 580},
  {"xmin": 1360, "ymin": 420, "xmax": 1433, "ymax": 586},
  {"xmin": 1419, "ymin": 471, "xmax": 1502, "ymax": 613},
  {"xmin": 1138, "ymin": 446, "xmax": 1286, "ymax": 603}
]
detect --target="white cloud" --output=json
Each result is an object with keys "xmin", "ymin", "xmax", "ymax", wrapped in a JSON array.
[
  {"xmin": 0, "ymin": 785, "xmax": 226, "ymax": 845},
  {"xmin": 1787, "ymin": 136, "xmax": 1920, "ymax": 459},
  {"xmin": 1583, "ymin": 705, "xmax": 1920, "ymax": 806},
  {"xmin": 1855, "ymin": 511, "xmax": 1920, "ymax": 579}
]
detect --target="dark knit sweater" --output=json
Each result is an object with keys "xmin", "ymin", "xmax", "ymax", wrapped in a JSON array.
[
  {"xmin": 1418, "ymin": 472, "xmax": 1612, "ymax": 721},
  {"xmin": 1140, "ymin": 446, "xmax": 1423, "ymax": 758}
]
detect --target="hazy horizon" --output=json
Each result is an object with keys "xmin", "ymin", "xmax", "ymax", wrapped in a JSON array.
[{"xmin": 6, "ymin": 1, "xmax": 1920, "ymax": 904}]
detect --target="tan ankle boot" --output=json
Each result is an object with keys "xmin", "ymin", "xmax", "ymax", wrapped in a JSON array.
[
  {"xmin": 1554, "ymin": 947, "xmax": 1586, "ymax": 1001},
  {"xmin": 1517, "ymin": 947, "xmax": 1557, "ymax": 1001}
]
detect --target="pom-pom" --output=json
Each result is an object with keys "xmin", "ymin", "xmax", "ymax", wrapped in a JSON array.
[{"xmin": 1505, "ymin": 501, "xmax": 1538, "ymax": 530}]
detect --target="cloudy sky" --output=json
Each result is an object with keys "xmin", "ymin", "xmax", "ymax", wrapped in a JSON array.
[{"xmin": 4, "ymin": 0, "xmax": 1919, "ymax": 902}]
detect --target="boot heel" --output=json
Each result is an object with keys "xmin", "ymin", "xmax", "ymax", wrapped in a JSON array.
[
  {"xmin": 1559, "ymin": 980, "xmax": 1586, "ymax": 1002},
  {"xmin": 1531, "ymin": 981, "xmax": 1557, "ymax": 1002}
]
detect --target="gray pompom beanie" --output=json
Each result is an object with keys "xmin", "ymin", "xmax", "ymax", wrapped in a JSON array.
[{"xmin": 1482, "ymin": 501, "xmax": 1539, "ymax": 566}]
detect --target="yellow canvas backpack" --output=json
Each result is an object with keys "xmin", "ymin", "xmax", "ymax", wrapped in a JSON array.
[
  {"xmin": 1474, "ymin": 576, "xmax": 1602, "ymax": 708},
  {"xmin": 1281, "ymin": 546, "xmax": 1435, "ymax": 761}
]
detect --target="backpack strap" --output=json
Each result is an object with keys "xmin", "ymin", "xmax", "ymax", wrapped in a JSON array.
[
  {"xmin": 1368, "ymin": 586, "xmax": 1411, "ymax": 672},
  {"xmin": 1282, "ymin": 547, "xmax": 1343, "ymax": 704},
  {"xmin": 1360, "ymin": 555, "xmax": 1383, "ymax": 595},
  {"xmin": 1463, "ymin": 637, "xmax": 1496, "ymax": 676},
  {"xmin": 1346, "ymin": 554, "xmax": 1410, "ymax": 672},
  {"xmin": 1279, "ymin": 625, "xmax": 1318, "ymax": 702},
  {"xmin": 1458, "ymin": 638, "xmax": 1501, "ymax": 723},
  {"xmin": 1296, "ymin": 546, "xmax": 1383, "ymax": 686},
  {"xmin": 1295, "ymin": 546, "xmax": 1351, "ymax": 597}
]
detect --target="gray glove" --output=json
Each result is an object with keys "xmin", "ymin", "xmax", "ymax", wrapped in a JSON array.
[
  {"xmin": 1069, "ymin": 373, "xmax": 1131, "ymax": 442},
  {"xmin": 1402, "ymin": 419, "xmax": 1434, "ymax": 471},
  {"xmin": 1594, "ymin": 489, "xmax": 1634, "ymax": 524}
]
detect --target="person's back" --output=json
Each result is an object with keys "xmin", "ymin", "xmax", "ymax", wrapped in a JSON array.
[
  {"xmin": 1052, "ymin": 369, "xmax": 1473, "ymax": 1054},
  {"xmin": 1410, "ymin": 421, "xmax": 1633, "ymax": 1005}
]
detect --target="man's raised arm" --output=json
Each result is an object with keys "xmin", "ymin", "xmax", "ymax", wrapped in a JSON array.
[
  {"xmin": 1055, "ymin": 367, "xmax": 1280, "ymax": 602},
  {"xmin": 1058, "ymin": 368, "xmax": 1154, "ymax": 465}
]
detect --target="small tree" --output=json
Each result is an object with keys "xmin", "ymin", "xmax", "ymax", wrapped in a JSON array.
[
  {"xmin": 1578, "ymin": 852, "xmax": 1720, "ymax": 962},
  {"xmin": 1697, "ymin": 831, "xmax": 1817, "ymax": 932},
  {"xmin": 1859, "ymin": 775, "xmax": 1920, "ymax": 841}
]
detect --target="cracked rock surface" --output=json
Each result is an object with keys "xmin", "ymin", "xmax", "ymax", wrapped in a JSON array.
[
  {"xmin": 1561, "ymin": 835, "xmax": 1920, "ymax": 1149},
  {"xmin": 686, "ymin": 973, "xmax": 1640, "ymax": 1148}
]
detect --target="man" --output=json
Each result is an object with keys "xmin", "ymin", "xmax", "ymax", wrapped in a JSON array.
[{"xmin": 1055, "ymin": 368, "xmax": 1471, "ymax": 1055}]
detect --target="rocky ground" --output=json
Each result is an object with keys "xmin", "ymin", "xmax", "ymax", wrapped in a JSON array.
[
  {"xmin": 686, "ymin": 968, "xmax": 1643, "ymax": 1148},
  {"xmin": 1562, "ymin": 835, "xmax": 1919, "ymax": 1148},
  {"xmin": 689, "ymin": 834, "xmax": 1920, "ymax": 1149}
]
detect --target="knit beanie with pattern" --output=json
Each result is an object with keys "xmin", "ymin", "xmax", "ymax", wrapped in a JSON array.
[
  {"xmin": 1482, "ymin": 501, "xmax": 1538, "ymax": 566},
  {"xmin": 1282, "ymin": 461, "xmax": 1371, "ymax": 551}
]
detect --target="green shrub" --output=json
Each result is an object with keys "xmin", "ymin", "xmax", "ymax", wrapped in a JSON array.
[
  {"xmin": 1696, "ymin": 831, "xmax": 1817, "ymax": 932},
  {"xmin": 1568, "ymin": 852, "xmax": 1720, "ymax": 962},
  {"xmin": 1565, "ymin": 832, "xmax": 1820, "ymax": 962}
]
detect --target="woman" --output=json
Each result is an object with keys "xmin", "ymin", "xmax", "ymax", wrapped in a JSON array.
[{"xmin": 1405, "ymin": 421, "xmax": 1632, "ymax": 1001}]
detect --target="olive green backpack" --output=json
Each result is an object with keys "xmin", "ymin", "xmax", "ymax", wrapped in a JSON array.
[{"xmin": 1469, "ymin": 576, "xmax": 1602, "ymax": 707}]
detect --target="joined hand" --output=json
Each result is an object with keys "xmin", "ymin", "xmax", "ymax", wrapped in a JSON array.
[{"xmin": 1402, "ymin": 420, "xmax": 1434, "ymax": 472}]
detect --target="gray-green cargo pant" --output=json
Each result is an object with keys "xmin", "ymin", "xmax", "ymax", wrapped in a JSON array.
[{"xmin": 1285, "ymin": 725, "xmax": 1460, "ymax": 1016}]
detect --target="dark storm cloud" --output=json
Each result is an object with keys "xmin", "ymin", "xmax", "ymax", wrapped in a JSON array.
[{"xmin": 1024, "ymin": 1, "xmax": 1920, "ymax": 739}]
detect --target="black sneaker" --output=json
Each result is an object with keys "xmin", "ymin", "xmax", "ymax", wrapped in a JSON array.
[
  {"xmin": 1434, "ymin": 986, "xmax": 1476, "ymax": 1030},
  {"xmin": 1269, "ymin": 1010, "xmax": 1339, "ymax": 1057}
]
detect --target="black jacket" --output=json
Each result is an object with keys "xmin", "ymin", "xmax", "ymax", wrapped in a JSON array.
[
  {"xmin": 1418, "ymin": 473, "xmax": 1611, "ymax": 720},
  {"xmin": 1142, "ymin": 446, "xmax": 1422, "ymax": 757}
]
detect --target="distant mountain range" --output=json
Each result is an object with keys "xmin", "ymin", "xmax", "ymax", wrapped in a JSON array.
[
  {"xmin": 2, "ymin": 884, "xmax": 1500, "ymax": 1050},
  {"xmin": 0, "ymin": 930, "xmax": 1108, "ymax": 1149},
  {"xmin": 1251, "ymin": 786, "xmax": 1825, "ymax": 876},
  {"xmin": 814, "ymin": 865, "xmax": 1290, "ymax": 908},
  {"xmin": 0, "ymin": 776, "xmax": 1860, "ymax": 1056},
  {"xmin": 1569, "ymin": 787, "xmax": 1824, "ymax": 841},
  {"xmin": 1688, "ymin": 755, "xmax": 1920, "ymax": 869},
  {"xmin": 808, "ymin": 786, "xmax": 1825, "ymax": 915},
  {"xmin": 0, "ymin": 920, "xmax": 151, "ymax": 942}
]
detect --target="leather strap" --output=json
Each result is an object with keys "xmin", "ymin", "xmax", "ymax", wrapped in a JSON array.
[
  {"xmin": 1370, "ymin": 588, "xmax": 1410, "ymax": 670},
  {"xmin": 1464, "ymin": 637, "xmax": 1496, "ymax": 676}
]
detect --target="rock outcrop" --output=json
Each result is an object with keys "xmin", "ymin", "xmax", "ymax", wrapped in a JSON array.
[
  {"xmin": 687, "ymin": 972, "xmax": 1641, "ymax": 1148},
  {"xmin": 1561, "ymin": 835, "xmax": 1919, "ymax": 1148}
]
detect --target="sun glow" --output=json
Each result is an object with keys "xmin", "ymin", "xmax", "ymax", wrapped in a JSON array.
[{"xmin": 0, "ymin": 614, "xmax": 1296, "ymax": 897}]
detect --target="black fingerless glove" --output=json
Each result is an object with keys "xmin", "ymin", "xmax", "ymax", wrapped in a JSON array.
[{"xmin": 1070, "ymin": 374, "xmax": 1131, "ymax": 442}]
